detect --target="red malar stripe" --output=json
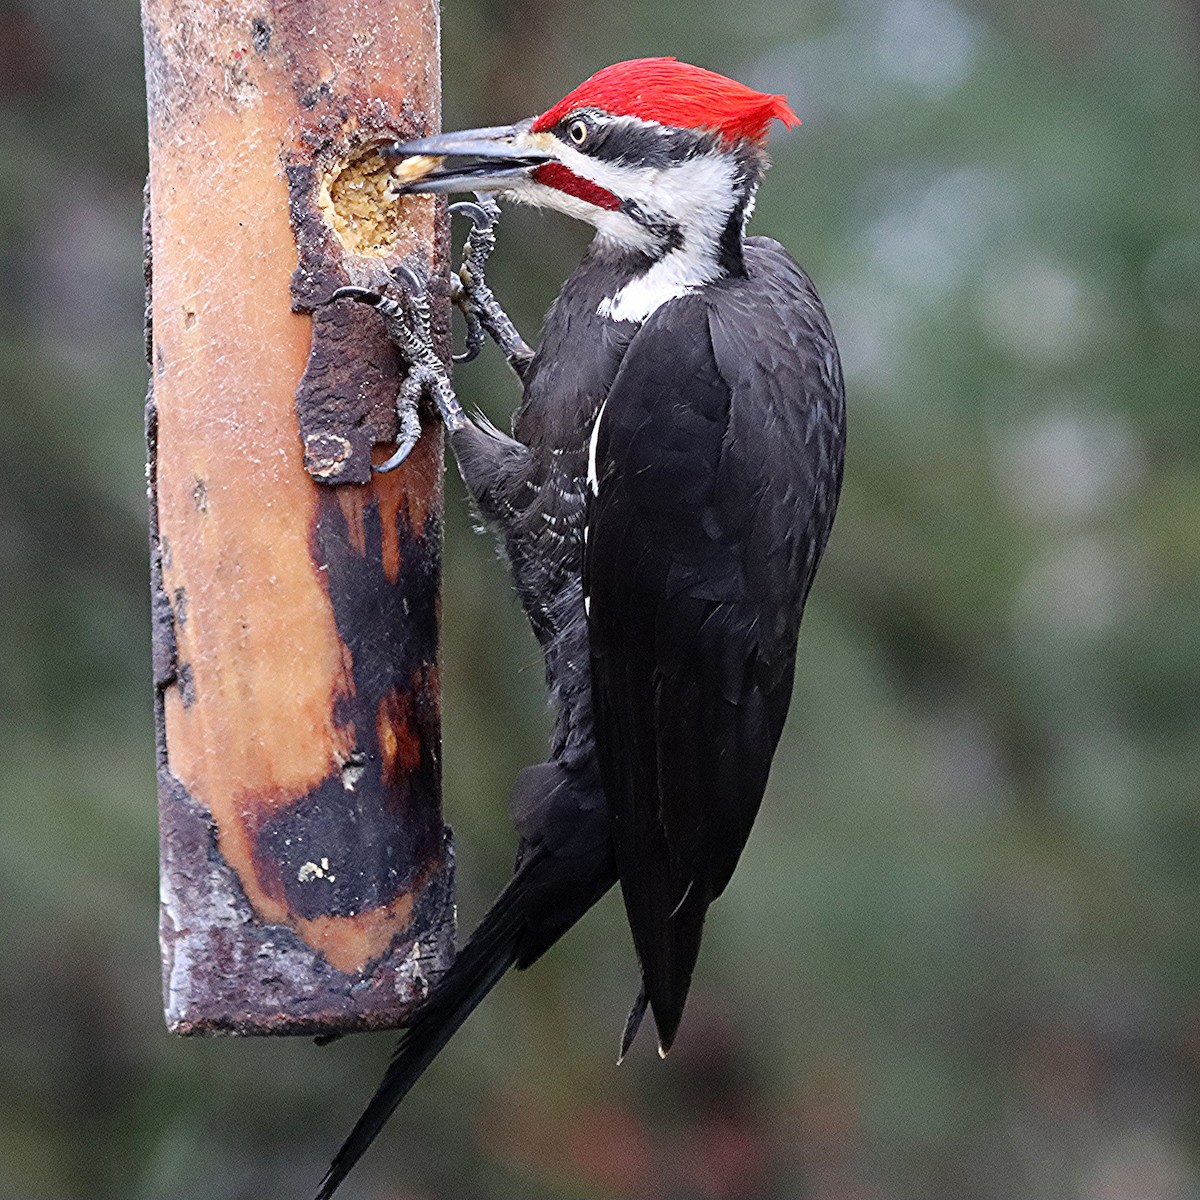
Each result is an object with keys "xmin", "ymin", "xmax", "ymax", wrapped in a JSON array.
[{"xmin": 533, "ymin": 163, "xmax": 622, "ymax": 211}]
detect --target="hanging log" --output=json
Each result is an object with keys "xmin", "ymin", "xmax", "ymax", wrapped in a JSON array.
[{"xmin": 142, "ymin": 0, "xmax": 455, "ymax": 1036}]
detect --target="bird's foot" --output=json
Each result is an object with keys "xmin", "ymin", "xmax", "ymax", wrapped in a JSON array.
[
  {"xmin": 332, "ymin": 266, "xmax": 467, "ymax": 472},
  {"xmin": 449, "ymin": 194, "xmax": 535, "ymax": 377}
]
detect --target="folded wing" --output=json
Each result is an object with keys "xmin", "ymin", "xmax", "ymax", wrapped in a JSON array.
[{"xmin": 584, "ymin": 240, "xmax": 845, "ymax": 1052}]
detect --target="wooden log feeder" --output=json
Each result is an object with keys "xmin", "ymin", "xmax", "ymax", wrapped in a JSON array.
[{"xmin": 142, "ymin": 0, "xmax": 456, "ymax": 1035}]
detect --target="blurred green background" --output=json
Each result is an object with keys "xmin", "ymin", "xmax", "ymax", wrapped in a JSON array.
[{"xmin": 2, "ymin": 0, "xmax": 1200, "ymax": 1196}]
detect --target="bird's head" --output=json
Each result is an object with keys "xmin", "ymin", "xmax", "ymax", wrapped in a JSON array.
[{"xmin": 387, "ymin": 58, "xmax": 798, "ymax": 264}]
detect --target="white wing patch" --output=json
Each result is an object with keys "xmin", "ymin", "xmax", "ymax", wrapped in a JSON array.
[
  {"xmin": 587, "ymin": 398, "xmax": 608, "ymax": 497},
  {"xmin": 584, "ymin": 400, "xmax": 608, "ymax": 620}
]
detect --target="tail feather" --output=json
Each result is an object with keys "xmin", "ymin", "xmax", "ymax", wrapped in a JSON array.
[
  {"xmin": 617, "ymin": 981, "xmax": 648, "ymax": 1064},
  {"xmin": 314, "ymin": 872, "xmax": 529, "ymax": 1200}
]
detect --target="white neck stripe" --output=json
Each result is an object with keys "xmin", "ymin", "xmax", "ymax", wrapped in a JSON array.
[{"xmin": 595, "ymin": 151, "xmax": 744, "ymax": 324}]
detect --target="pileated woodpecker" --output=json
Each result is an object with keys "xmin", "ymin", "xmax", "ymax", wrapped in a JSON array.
[{"xmin": 318, "ymin": 57, "xmax": 845, "ymax": 1198}]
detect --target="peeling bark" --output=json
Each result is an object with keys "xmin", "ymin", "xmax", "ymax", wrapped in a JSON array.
[{"xmin": 142, "ymin": 0, "xmax": 454, "ymax": 1035}]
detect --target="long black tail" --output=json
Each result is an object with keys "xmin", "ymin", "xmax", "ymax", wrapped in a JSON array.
[{"xmin": 314, "ymin": 868, "xmax": 530, "ymax": 1200}]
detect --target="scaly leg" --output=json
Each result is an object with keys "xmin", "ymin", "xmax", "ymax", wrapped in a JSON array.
[
  {"xmin": 333, "ymin": 266, "xmax": 467, "ymax": 472},
  {"xmin": 450, "ymin": 195, "xmax": 536, "ymax": 380}
]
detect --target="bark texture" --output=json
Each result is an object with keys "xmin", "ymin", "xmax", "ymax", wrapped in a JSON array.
[{"xmin": 142, "ymin": 0, "xmax": 454, "ymax": 1036}]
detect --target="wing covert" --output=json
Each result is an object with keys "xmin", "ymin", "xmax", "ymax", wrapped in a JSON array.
[{"xmin": 585, "ymin": 242, "xmax": 845, "ymax": 1051}]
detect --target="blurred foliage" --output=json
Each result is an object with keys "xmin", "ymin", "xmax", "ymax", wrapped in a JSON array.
[{"xmin": 2, "ymin": 0, "xmax": 1199, "ymax": 1196}]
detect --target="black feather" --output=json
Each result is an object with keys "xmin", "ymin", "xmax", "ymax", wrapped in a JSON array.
[
  {"xmin": 585, "ymin": 238, "xmax": 846, "ymax": 1051},
  {"xmin": 316, "ymin": 796, "xmax": 614, "ymax": 1200},
  {"xmin": 315, "ymin": 871, "xmax": 527, "ymax": 1200},
  {"xmin": 618, "ymin": 982, "xmax": 650, "ymax": 1063},
  {"xmin": 315, "ymin": 216, "xmax": 843, "ymax": 1191}
]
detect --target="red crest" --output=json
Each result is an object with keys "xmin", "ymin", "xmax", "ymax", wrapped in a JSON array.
[{"xmin": 532, "ymin": 58, "xmax": 799, "ymax": 144}]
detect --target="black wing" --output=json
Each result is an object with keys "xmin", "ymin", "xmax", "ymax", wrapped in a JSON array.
[{"xmin": 584, "ymin": 239, "xmax": 845, "ymax": 1052}]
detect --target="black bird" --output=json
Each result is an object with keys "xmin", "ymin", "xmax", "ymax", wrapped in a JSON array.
[{"xmin": 319, "ymin": 56, "xmax": 845, "ymax": 1198}]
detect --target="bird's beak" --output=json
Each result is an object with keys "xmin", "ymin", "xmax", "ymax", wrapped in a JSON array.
[{"xmin": 382, "ymin": 123, "xmax": 553, "ymax": 195}]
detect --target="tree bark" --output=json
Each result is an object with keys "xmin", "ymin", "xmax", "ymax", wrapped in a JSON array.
[{"xmin": 142, "ymin": 0, "xmax": 454, "ymax": 1036}]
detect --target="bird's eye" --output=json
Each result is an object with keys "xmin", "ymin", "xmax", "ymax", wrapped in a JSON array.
[{"xmin": 567, "ymin": 118, "xmax": 589, "ymax": 146}]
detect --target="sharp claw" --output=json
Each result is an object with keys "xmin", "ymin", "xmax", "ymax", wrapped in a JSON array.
[
  {"xmin": 375, "ymin": 437, "xmax": 419, "ymax": 473},
  {"xmin": 448, "ymin": 200, "xmax": 496, "ymax": 230},
  {"xmin": 389, "ymin": 263, "xmax": 426, "ymax": 294},
  {"xmin": 331, "ymin": 285, "xmax": 382, "ymax": 305}
]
